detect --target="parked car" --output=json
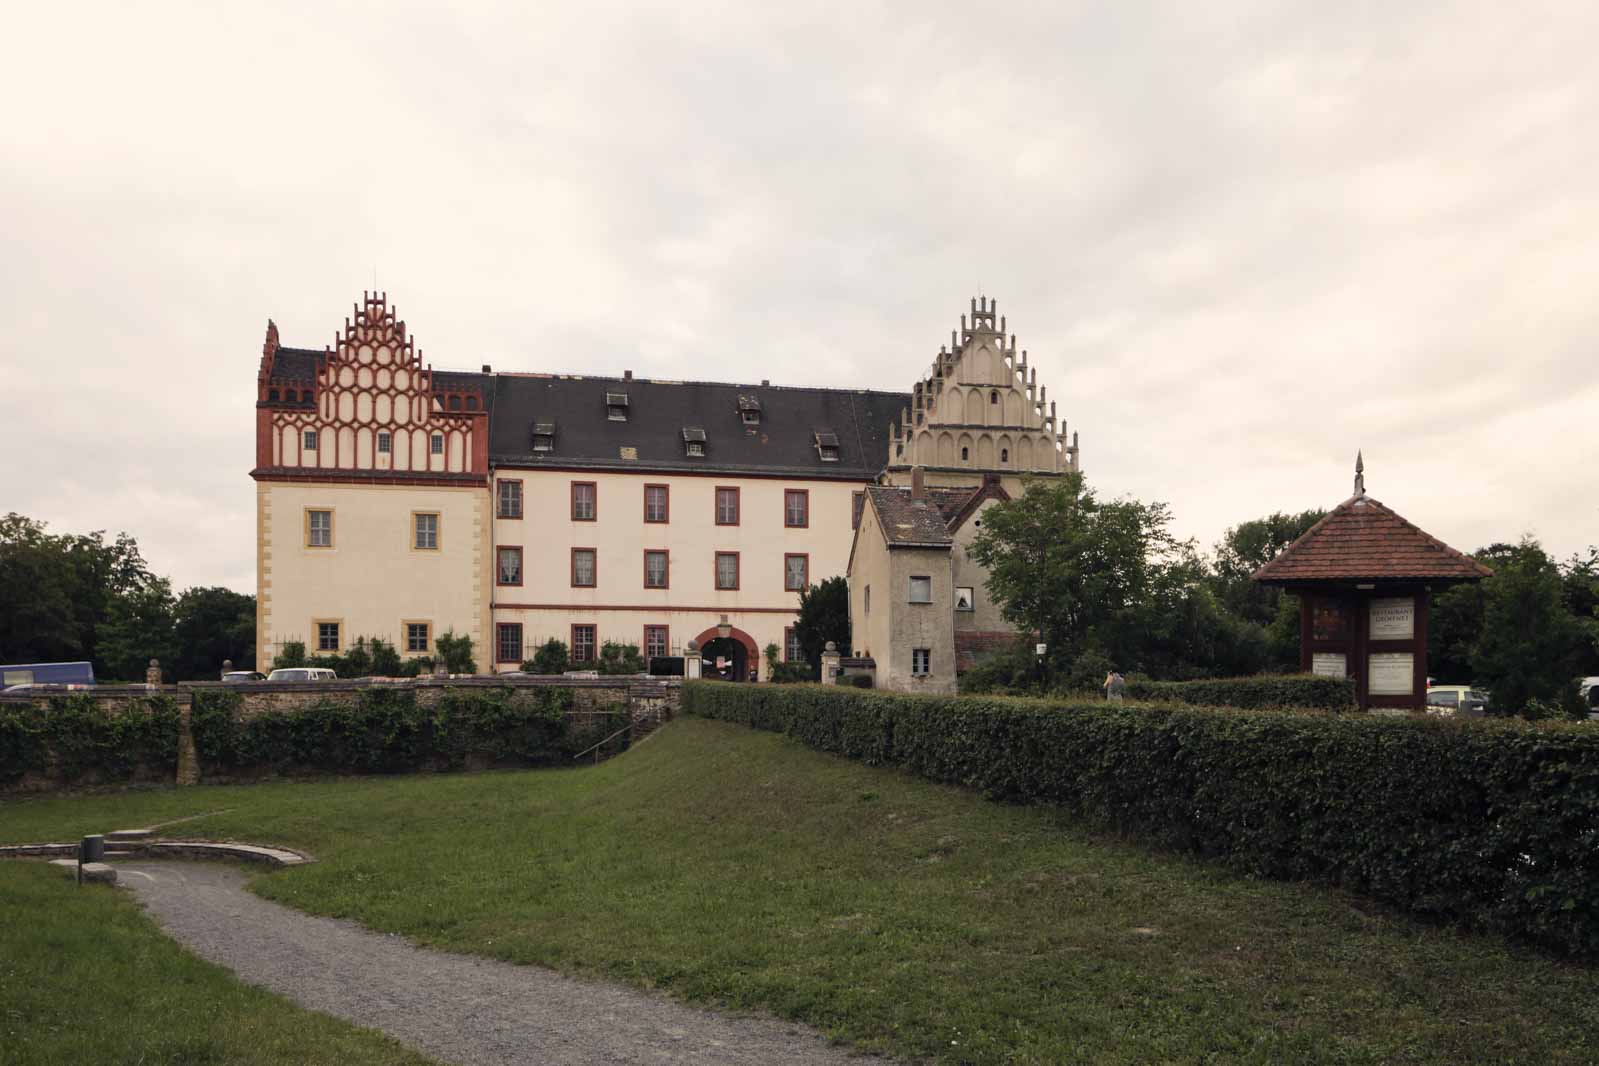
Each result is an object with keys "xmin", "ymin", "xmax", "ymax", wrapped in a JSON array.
[
  {"xmin": 221, "ymin": 671, "xmax": 267, "ymax": 683},
  {"xmin": 1581, "ymin": 677, "xmax": 1599, "ymax": 720},
  {"xmin": 266, "ymin": 667, "xmax": 338, "ymax": 682},
  {"xmin": 1, "ymin": 661, "xmax": 95, "ymax": 691},
  {"xmin": 1425, "ymin": 684, "xmax": 1490, "ymax": 717}
]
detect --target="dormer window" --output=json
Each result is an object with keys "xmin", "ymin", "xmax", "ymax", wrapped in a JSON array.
[
  {"xmin": 532, "ymin": 420, "xmax": 556, "ymax": 453},
  {"xmin": 737, "ymin": 394, "xmax": 762, "ymax": 426},
  {"xmin": 814, "ymin": 430, "xmax": 840, "ymax": 462},
  {"xmin": 606, "ymin": 391, "xmax": 630, "ymax": 421},
  {"xmin": 682, "ymin": 426, "xmax": 707, "ymax": 457}
]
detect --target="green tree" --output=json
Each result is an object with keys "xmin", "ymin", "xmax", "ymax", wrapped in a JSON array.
[
  {"xmin": 1209, "ymin": 509, "xmax": 1326, "ymax": 627},
  {"xmin": 968, "ymin": 473, "xmax": 1177, "ymax": 681},
  {"xmin": 1107, "ymin": 546, "xmax": 1270, "ymax": 679},
  {"xmin": 1472, "ymin": 539, "xmax": 1585, "ymax": 717},
  {"xmin": 1561, "ymin": 547, "xmax": 1599, "ymax": 676},
  {"xmin": 96, "ymin": 576, "xmax": 178, "ymax": 681},
  {"xmin": 0, "ymin": 514, "xmax": 79, "ymax": 662},
  {"xmin": 171, "ymin": 586, "xmax": 256, "ymax": 678},
  {"xmin": 793, "ymin": 576, "xmax": 850, "ymax": 672}
]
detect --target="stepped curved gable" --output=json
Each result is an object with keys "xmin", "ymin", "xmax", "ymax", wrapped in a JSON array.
[{"xmin": 886, "ymin": 296, "xmax": 1079, "ymax": 483}]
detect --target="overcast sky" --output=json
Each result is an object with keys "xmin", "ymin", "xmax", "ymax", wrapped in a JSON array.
[{"xmin": 3, "ymin": 1, "xmax": 1595, "ymax": 594}]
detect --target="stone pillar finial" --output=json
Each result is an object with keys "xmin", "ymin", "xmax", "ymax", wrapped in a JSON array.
[
  {"xmin": 1354, "ymin": 450, "xmax": 1366, "ymax": 497},
  {"xmin": 221, "ymin": 659, "xmax": 234, "ymax": 680},
  {"xmin": 821, "ymin": 642, "xmax": 842, "ymax": 686},
  {"xmin": 145, "ymin": 659, "xmax": 162, "ymax": 688}
]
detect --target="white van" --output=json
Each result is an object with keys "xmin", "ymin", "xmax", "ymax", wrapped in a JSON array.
[
  {"xmin": 266, "ymin": 668, "xmax": 338, "ymax": 682},
  {"xmin": 1581, "ymin": 677, "xmax": 1599, "ymax": 720}
]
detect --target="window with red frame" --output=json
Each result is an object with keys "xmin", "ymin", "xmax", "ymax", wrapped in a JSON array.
[
  {"xmin": 715, "ymin": 552, "xmax": 739, "ymax": 590},
  {"xmin": 784, "ymin": 627, "xmax": 803, "ymax": 663},
  {"xmin": 571, "ymin": 548, "xmax": 597, "ymax": 587},
  {"xmin": 496, "ymin": 623, "xmax": 523, "ymax": 664},
  {"xmin": 497, "ymin": 480, "xmax": 523, "ymax": 519},
  {"xmin": 784, "ymin": 489, "xmax": 808, "ymax": 528},
  {"xmin": 497, "ymin": 546, "xmax": 523, "ymax": 586},
  {"xmin": 784, "ymin": 553, "xmax": 807, "ymax": 591},
  {"xmin": 644, "ymin": 550, "xmax": 668, "ymax": 589},
  {"xmin": 715, "ymin": 486, "xmax": 739, "ymax": 525},
  {"xmin": 644, "ymin": 625, "xmax": 669, "ymax": 659},
  {"xmin": 571, "ymin": 624, "xmax": 596, "ymax": 663},
  {"xmin": 571, "ymin": 481, "xmax": 596, "ymax": 521},
  {"xmin": 644, "ymin": 484, "xmax": 669, "ymax": 523}
]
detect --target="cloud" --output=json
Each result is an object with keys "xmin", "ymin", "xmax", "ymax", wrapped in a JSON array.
[{"xmin": 2, "ymin": 0, "xmax": 1595, "ymax": 593}]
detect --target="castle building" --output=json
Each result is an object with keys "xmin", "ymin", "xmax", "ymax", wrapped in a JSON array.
[
  {"xmin": 846, "ymin": 297, "xmax": 1078, "ymax": 693},
  {"xmin": 252, "ymin": 293, "xmax": 1077, "ymax": 684}
]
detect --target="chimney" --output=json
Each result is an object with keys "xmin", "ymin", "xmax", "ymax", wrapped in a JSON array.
[
  {"xmin": 911, "ymin": 466, "xmax": 926, "ymax": 499},
  {"xmin": 761, "ymin": 379, "xmax": 770, "ymax": 386},
  {"xmin": 481, "ymin": 364, "xmax": 492, "ymax": 374},
  {"xmin": 624, "ymin": 369, "xmax": 633, "ymax": 380}
]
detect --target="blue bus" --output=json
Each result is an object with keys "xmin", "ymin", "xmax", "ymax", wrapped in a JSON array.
[{"xmin": 1, "ymin": 661, "xmax": 96, "ymax": 691}]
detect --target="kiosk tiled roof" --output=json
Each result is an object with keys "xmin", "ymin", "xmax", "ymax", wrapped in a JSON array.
[{"xmin": 1252, "ymin": 493, "xmax": 1493, "ymax": 584}]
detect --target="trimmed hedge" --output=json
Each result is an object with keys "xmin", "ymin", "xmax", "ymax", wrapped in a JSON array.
[
  {"xmin": 1122, "ymin": 674, "xmax": 1356, "ymax": 711},
  {"xmin": 684, "ymin": 682, "xmax": 1599, "ymax": 959},
  {"xmin": 0, "ymin": 695, "xmax": 181, "ymax": 787},
  {"xmin": 191, "ymin": 687, "xmax": 616, "ymax": 775}
]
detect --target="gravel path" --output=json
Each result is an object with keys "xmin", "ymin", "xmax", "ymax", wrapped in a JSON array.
[{"xmin": 118, "ymin": 862, "xmax": 887, "ymax": 1065}]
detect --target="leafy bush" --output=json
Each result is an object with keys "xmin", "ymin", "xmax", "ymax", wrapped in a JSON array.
[
  {"xmin": 0, "ymin": 694, "xmax": 181, "ymax": 786},
  {"xmin": 763, "ymin": 642, "xmax": 812, "ymax": 684},
  {"xmin": 596, "ymin": 642, "xmax": 646, "ymax": 675},
  {"xmin": 683, "ymin": 682, "xmax": 1599, "ymax": 959},
  {"xmin": 191, "ymin": 685, "xmax": 608, "ymax": 774},
  {"xmin": 525, "ymin": 638, "xmax": 570, "ymax": 675},
  {"xmin": 1122, "ymin": 673, "xmax": 1355, "ymax": 711},
  {"xmin": 274, "ymin": 641, "xmax": 307, "ymax": 668},
  {"xmin": 434, "ymin": 630, "xmax": 478, "ymax": 675}
]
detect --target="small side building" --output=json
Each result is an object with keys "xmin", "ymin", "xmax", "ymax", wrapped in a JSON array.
[{"xmin": 1252, "ymin": 456, "xmax": 1492, "ymax": 711}]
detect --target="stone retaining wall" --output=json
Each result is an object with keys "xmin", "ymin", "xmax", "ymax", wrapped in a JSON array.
[{"xmin": 0, "ymin": 676, "xmax": 678, "ymax": 792}]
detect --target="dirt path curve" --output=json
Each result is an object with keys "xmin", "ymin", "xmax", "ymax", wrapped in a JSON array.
[{"xmin": 118, "ymin": 862, "xmax": 887, "ymax": 1066}]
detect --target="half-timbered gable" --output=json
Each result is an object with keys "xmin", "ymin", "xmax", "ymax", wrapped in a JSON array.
[{"xmin": 255, "ymin": 293, "xmax": 489, "ymax": 482}]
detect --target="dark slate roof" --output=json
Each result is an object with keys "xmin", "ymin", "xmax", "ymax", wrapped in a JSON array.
[
  {"xmin": 432, "ymin": 370, "xmax": 495, "ymax": 418},
  {"xmin": 1253, "ymin": 494, "xmax": 1493, "ymax": 584},
  {"xmin": 867, "ymin": 486, "xmax": 966, "ymax": 547},
  {"xmin": 489, "ymin": 374, "xmax": 909, "ymax": 479},
  {"xmin": 268, "ymin": 346, "xmax": 322, "ymax": 383}
]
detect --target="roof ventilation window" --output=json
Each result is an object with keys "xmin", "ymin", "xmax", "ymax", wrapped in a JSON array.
[
  {"xmin": 682, "ymin": 426, "xmax": 707, "ymax": 457},
  {"xmin": 532, "ymin": 419, "xmax": 556, "ymax": 453},
  {"xmin": 814, "ymin": 430, "xmax": 841, "ymax": 462},
  {"xmin": 606, "ymin": 392, "xmax": 630, "ymax": 421},
  {"xmin": 737, "ymin": 394, "xmax": 762, "ymax": 425}
]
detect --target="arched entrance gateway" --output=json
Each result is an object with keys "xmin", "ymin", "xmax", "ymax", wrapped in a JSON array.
[{"xmin": 692, "ymin": 625, "xmax": 761, "ymax": 683}]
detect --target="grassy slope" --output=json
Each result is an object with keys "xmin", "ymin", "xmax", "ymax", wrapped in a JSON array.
[
  {"xmin": 0, "ymin": 862, "xmax": 433, "ymax": 1066},
  {"xmin": 1, "ymin": 718, "xmax": 1595, "ymax": 1064}
]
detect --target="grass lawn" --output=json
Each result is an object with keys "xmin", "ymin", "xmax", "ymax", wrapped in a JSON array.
[
  {"xmin": 2, "ymin": 717, "xmax": 1596, "ymax": 1064},
  {"xmin": 0, "ymin": 861, "xmax": 433, "ymax": 1066}
]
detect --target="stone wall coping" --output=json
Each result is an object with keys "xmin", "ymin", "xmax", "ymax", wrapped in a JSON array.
[
  {"xmin": 1, "ymin": 839, "xmax": 314, "ymax": 867},
  {"xmin": 0, "ymin": 676, "xmax": 681, "ymax": 702}
]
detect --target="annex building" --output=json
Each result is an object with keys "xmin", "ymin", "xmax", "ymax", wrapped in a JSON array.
[{"xmin": 252, "ymin": 293, "xmax": 1078, "ymax": 688}]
